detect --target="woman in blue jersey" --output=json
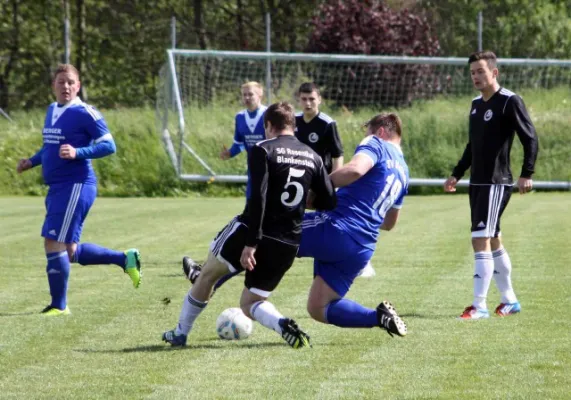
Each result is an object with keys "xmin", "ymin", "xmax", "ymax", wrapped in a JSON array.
[{"xmin": 16, "ymin": 64, "xmax": 141, "ymax": 316}]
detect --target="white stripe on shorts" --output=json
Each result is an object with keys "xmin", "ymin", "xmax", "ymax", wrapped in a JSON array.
[
  {"xmin": 301, "ymin": 213, "xmax": 329, "ymax": 229},
  {"xmin": 58, "ymin": 183, "xmax": 82, "ymax": 242},
  {"xmin": 210, "ymin": 217, "xmax": 241, "ymax": 257}
]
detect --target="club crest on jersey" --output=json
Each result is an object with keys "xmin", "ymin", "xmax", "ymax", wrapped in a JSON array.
[
  {"xmin": 484, "ymin": 110, "xmax": 493, "ymax": 121},
  {"xmin": 308, "ymin": 132, "xmax": 319, "ymax": 143}
]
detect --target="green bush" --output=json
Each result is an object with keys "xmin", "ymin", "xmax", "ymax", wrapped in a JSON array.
[{"xmin": 1, "ymin": 88, "xmax": 569, "ymax": 197}]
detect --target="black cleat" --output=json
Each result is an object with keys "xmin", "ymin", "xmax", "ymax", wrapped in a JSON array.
[
  {"xmin": 182, "ymin": 256, "xmax": 202, "ymax": 284},
  {"xmin": 278, "ymin": 318, "xmax": 312, "ymax": 348},
  {"xmin": 377, "ymin": 301, "xmax": 407, "ymax": 337}
]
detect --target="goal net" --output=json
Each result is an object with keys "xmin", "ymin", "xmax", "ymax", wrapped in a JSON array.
[{"xmin": 156, "ymin": 49, "xmax": 571, "ymax": 187}]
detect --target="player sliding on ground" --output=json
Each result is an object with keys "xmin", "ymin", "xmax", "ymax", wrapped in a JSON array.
[
  {"xmin": 184, "ymin": 113, "xmax": 409, "ymax": 338},
  {"xmin": 16, "ymin": 64, "xmax": 141, "ymax": 316},
  {"xmin": 163, "ymin": 102, "xmax": 336, "ymax": 348}
]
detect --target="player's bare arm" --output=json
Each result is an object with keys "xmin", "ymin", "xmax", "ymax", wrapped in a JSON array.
[
  {"xmin": 240, "ymin": 246, "xmax": 257, "ymax": 271},
  {"xmin": 380, "ymin": 208, "xmax": 400, "ymax": 231},
  {"xmin": 331, "ymin": 156, "xmax": 344, "ymax": 172},
  {"xmin": 330, "ymin": 153, "xmax": 373, "ymax": 188},
  {"xmin": 16, "ymin": 159, "xmax": 33, "ymax": 173},
  {"xmin": 220, "ymin": 144, "xmax": 231, "ymax": 160},
  {"xmin": 444, "ymin": 176, "xmax": 458, "ymax": 192},
  {"xmin": 59, "ymin": 144, "xmax": 77, "ymax": 159}
]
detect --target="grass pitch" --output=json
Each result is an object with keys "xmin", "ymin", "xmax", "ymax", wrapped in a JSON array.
[{"xmin": 0, "ymin": 194, "xmax": 570, "ymax": 399}]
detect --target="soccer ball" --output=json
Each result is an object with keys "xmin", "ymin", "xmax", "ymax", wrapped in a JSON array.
[{"xmin": 216, "ymin": 307, "xmax": 253, "ymax": 340}]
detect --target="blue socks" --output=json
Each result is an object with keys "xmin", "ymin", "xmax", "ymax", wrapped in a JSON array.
[
  {"xmin": 74, "ymin": 243, "xmax": 126, "ymax": 268},
  {"xmin": 325, "ymin": 298, "xmax": 378, "ymax": 328},
  {"xmin": 46, "ymin": 251, "xmax": 71, "ymax": 310}
]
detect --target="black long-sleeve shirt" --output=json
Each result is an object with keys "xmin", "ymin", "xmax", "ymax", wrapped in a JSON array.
[
  {"xmin": 239, "ymin": 134, "xmax": 336, "ymax": 247},
  {"xmin": 452, "ymin": 87, "xmax": 539, "ymax": 184}
]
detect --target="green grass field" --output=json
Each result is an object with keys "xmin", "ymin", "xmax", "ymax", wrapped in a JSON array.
[{"xmin": 1, "ymin": 194, "xmax": 570, "ymax": 399}]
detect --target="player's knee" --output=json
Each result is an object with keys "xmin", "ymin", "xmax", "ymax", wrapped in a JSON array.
[
  {"xmin": 44, "ymin": 238, "xmax": 66, "ymax": 254},
  {"xmin": 471, "ymin": 237, "xmax": 490, "ymax": 252},
  {"xmin": 306, "ymin": 300, "xmax": 327, "ymax": 323},
  {"xmin": 490, "ymin": 236, "xmax": 502, "ymax": 250},
  {"xmin": 197, "ymin": 263, "xmax": 226, "ymax": 286}
]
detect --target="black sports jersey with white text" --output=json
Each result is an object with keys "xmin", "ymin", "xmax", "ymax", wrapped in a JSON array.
[
  {"xmin": 239, "ymin": 135, "xmax": 336, "ymax": 247},
  {"xmin": 295, "ymin": 112, "xmax": 343, "ymax": 173},
  {"xmin": 452, "ymin": 87, "xmax": 538, "ymax": 185}
]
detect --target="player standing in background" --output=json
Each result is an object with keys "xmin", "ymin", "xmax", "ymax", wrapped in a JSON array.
[
  {"xmin": 444, "ymin": 51, "xmax": 539, "ymax": 320},
  {"xmin": 299, "ymin": 113, "xmax": 408, "ymax": 336},
  {"xmin": 295, "ymin": 82, "xmax": 375, "ymax": 278},
  {"xmin": 219, "ymin": 81, "xmax": 267, "ymax": 199},
  {"xmin": 16, "ymin": 64, "xmax": 141, "ymax": 316},
  {"xmin": 163, "ymin": 102, "xmax": 336, "ymax": 348},
  {"xmin": 295, "ymin": 82, "xmax": 344, "ymax": 174}
]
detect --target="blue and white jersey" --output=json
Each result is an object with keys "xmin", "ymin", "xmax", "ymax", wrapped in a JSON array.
[
  {"xmin": 40, "ymin": 97, "xmax": 111, "ymax": 185},
  {"xmin": 329, "ymin": 136, "xmax": 409, "ymax": 249},
  {"xmin": 230, "ymin": 106, "xmax": 267, "ymax": 155}
]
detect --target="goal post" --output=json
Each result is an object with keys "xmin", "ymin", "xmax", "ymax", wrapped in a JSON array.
[{"xmin": 156, "ymin": 49, "xmax": 571, "ymax": 189}]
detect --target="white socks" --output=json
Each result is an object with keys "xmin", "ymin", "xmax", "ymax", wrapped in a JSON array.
[
  {"xmin": 250, "ymin": 301, "xmax": 284, "ymax": 335},
  {"xmin": 472, "ymin": 251, "xmax": 494, "ymax": 310},
  {"xmin": 175, "ymin": 291, "xmax": 208, "ymax": 336},
  {"xmin": 493, "ymin": 247, "xmax": 518, "ymax": 304}
]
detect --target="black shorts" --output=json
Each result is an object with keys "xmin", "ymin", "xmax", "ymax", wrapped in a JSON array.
[
  {"xmin": 469, "ymin": 184, "xmax": 512, "ymax": 238},
  {"xmin": 209, "ymin": 217, "xmax": 299, "ymax": 297}
]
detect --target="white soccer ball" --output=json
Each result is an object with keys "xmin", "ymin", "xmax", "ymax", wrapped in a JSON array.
[{"xmin": 216, "ymin": 307, "xmax": 253, "ymax": 340}]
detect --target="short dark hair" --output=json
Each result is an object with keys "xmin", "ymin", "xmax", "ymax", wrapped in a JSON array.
[
  {"xmin": 468, "ymin": 51, "xmax": 497, "ymax": 69},
  {"xmin": 264, "ymin": 102, "xmax": 296, "ymax": 131},
  {"xmin": 364, "ymin": 112, "xmax": 402, "ymax": 138},
  {"xmin": 54, "ymin": 64, "xmax": 80, "ymax": 80},
  {"xmin": 298, "ymin": 82, "xmax": 320, "ymax": 96}
]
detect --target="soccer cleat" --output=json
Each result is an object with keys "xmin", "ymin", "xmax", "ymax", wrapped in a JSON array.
[
  {"xmin": 495, "ymin": 302, "xmax": 521, "ymax": 317},
  {"xmin": 182, "ymin": 256, "xmax": 202, "ymax": 284},
  {"xmin": 41, "ymin": 305, "xmax": 71, "ymax": 316},
  {"xmin": 358, "ymin": 261, "xmax": 376, "ymax": 278},
  {"xmin": 162, "ymin": 329, "xmax": 187, "ymax": 347},
  {"xmin": 458, "ymin": 305, "xmax": 490, "ymax": 320},
  {"xmin": 377, "ymin": 301, "xmax": 407, "ymax": 337},
  {"xmin": 124, "ymin": 249, "xmax": 142, "ymax": 288},
  {"xmin": 278, "ymin": 318, "xmax": 311, "ymax": 349}
]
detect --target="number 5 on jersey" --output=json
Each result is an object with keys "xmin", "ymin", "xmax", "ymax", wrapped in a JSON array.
[{"xmin": 281, "ymin": 167, "xmax": 306, "ymax": 207}]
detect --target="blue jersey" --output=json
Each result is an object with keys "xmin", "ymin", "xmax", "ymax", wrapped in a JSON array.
[
  {"xmin": 229, "ymin": 106, "xmax": 267, "ymax": 156},
  {"xmin": 329, "ymin": 136, "xmax": 409, "ymax": 249},
  {"xmin": 39, "ymin": 97, "xmax": 111, "ymax": 185}
]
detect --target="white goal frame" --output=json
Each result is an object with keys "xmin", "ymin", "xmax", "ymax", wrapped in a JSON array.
[{"xmin": 158, "ymin": 49, "xmax": 571, "ymax": 190}]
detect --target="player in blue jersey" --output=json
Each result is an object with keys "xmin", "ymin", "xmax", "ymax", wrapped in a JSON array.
[
  {"xmin": 300, "ymin": 112, "xmax": 408, "ymax": 336},
  {"xmin": 16, "ymin": 64, "xmax": 142, "ymax": 316},
  {"xmin": 183, "ymin": 113, "xmax": 409, "ymax": 337},
  {"xmin": 219, "ymin": 81, "xmax": 267, "ymax": 199}
]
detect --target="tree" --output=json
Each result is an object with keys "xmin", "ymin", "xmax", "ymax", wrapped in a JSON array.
[{"xmin": 307, "ymin": 0, "xmax": 441, "ymax": 108}]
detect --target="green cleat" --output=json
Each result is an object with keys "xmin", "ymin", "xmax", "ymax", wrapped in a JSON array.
[
  {"xmin": 124, "ymin": 249, "xmax": 142, "ymax": 288},
  {"xmin": 41, "ymin": 305, "xmax": 71, "ymax": 316}
]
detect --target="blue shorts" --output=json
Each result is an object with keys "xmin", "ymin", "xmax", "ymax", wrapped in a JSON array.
[
  {"xmin": 298, "ymin": 212, "xmax": 373, "ymax": 297},
  {"xmin": 42, "ymin": 183, "xmax": 97, "ymax": 244}
]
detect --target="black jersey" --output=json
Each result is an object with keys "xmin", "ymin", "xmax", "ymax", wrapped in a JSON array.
[
  {"xmin": 295, "ymin": 112, "xmax": 344, "ymax": 173},
  {"xmin": 239, "ymin": 134, "xmax": 336, "ymax": 247},
  {"xmin": 451, "ymin": 87, "xmax": 539, "ymax": 185}
]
